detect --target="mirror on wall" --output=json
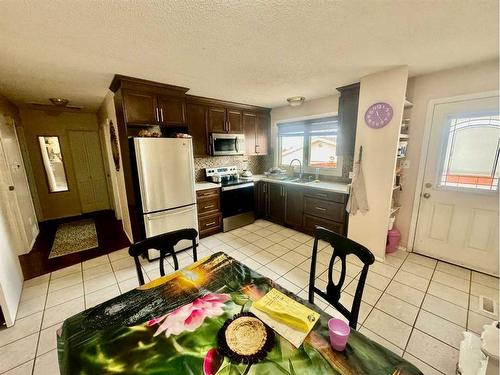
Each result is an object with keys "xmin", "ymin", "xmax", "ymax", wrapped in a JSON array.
[{"xmin": 38, "ymin": 136, "xmax": 69, "ymax": 193}]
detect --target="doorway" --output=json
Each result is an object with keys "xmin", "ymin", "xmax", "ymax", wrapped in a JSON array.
[{"xmin": 413, "ymin": 92, "xmax": 499, "ymax": 275}]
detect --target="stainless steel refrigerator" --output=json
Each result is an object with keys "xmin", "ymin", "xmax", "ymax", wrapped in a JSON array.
[{"xmin": 133, "ymin": 137, "xmax": 198, "ymax": 260}]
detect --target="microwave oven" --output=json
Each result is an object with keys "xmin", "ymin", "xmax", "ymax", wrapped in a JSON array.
[{"xmin": 211, "ymin": 133, "xmax": 245, "ymax": 156}]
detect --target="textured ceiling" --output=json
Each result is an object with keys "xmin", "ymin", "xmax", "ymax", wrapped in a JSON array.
[{"xmin": 0, "ymin": 1, "xmax": 498, "ymax": 111}]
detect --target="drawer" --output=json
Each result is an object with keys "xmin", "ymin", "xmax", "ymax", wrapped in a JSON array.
[
  {"xmin": 303, "ymin": 188, "xmax": 347, "ymax": 204},
  {"xmin": 197, "ymin": 197, "xmax": 220, "ymax": 215},
  {"xmin": 303, "ymin": 214, "xmax": 344, "ymax": 236},
  {"xmin": 196, "ymin": 188, "xmax": 220, "ymax": 200},
  {"xmin": 303, "ymin": 196, "xmax": 345, "ymax": 222},
  {"xmin": 199, "ymin": 212, "xmax": 222, "ymax": 232}
]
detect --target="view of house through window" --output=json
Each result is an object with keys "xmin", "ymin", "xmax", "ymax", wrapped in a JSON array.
[
  {"xmin": 38, "ymin": 136, "xmax": 69, "ymax": 193},
  {"xmin": 439, "ymin": 114, "xmax": 500, "ymax": 191},
  {"xmin": 278, "ymin": 116, "xmax": 340, "ymax": 172}
]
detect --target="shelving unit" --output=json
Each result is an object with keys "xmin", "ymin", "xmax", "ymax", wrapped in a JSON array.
[{"xmin": 389, "ymin": 98, "xmax": 412, "ymax": 230}]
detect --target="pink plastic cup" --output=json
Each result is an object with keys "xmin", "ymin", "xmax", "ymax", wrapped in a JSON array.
[{"xmin": 328, "ymin": 318, "xmax": 351, "ymax": 351}]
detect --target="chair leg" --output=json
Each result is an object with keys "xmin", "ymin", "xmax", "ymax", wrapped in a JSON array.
[
  {"xmin": 134, "ymin": 257, "xmax": 145, "ymax": 286},
  {"xmin": 192, "ymin": 241, "xmax": 198, "ymax": 262},
  {"xmin": 172, "ymin": 251, "xmax": 179, "ymax": 270}
]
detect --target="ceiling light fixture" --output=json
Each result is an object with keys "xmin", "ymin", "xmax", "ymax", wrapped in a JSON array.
[
  {"xmin": 49, "ymin": 98, "xmax": 69, "ymax": 107},
  {"xmin": 286, "ymin": 96, "xmax": 305, "ymax": 107}
]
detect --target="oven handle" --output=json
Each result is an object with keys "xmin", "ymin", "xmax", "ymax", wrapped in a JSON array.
[
  {"xmin": 234, "ymin": 138, "xmax": 238, "ymax": 153},
  {"xmin": 221, "ymin": 182, "xmax": 254, "ymax": 192}
]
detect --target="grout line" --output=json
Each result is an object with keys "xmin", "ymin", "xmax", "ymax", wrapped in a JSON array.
[{"xmin": 465, "ymin": 272, "xmax": 472, "ymax": 332}]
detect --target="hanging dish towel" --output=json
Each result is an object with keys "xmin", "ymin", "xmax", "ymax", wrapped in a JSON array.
[{"xmin": 347, "ymin": 160, "xmax": 369, "ymax": 214}]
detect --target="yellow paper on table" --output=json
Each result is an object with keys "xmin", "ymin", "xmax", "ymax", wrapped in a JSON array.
[{"xmin": 250, "ymin": 288, "xmax": 320, "ymax": 348}]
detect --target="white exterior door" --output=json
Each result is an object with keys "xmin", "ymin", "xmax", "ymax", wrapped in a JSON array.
[{"xmin": 414, "ymin": 93, "xmax": 499, "ymax": 275}]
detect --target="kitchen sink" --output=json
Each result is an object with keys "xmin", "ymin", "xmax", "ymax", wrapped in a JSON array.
[{"xmin": 266, "ymin": 176, "xmax": 312, "ymax": 184}]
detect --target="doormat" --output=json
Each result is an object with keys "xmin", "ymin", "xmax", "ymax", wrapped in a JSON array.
[{"xmin": 49, "ymin": 219, "xmax": 98, "ymax": 258}]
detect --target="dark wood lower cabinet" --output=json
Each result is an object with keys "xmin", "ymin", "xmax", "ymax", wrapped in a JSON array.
[
  {"xmin": 255, "ymin": 181, "xmax": 347, "ymax": 236},
  {"xmin": 196, "ymin": 188, "xmax": 222, "ymax": 238}
]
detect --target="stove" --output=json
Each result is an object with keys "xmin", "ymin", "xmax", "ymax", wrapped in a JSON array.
[{"xmin": 205, "ymin": 166, "xmax": 255, "ymax": 232}]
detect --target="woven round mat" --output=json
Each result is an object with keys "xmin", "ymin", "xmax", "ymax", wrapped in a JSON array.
[{"xmin": 224, "ymin": 316, "xmax": 267, "ymax": 356}]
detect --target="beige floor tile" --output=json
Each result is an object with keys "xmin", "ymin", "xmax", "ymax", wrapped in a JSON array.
[
  {"xmin": 467, "ymin": 311, "xmax": 496, "ymax": 334},
  {"xmin": 85, "ymin": 284, "xmax": 121, "ymax": 308},
  {"xmin": 435, "ymin": 262, "xmax": 471, "ymax": 280},
  {"xmin": 241, "ymin": 258, "xmax": 262, "ymax": 271},
  {"xmin": 267, "ymin": 258, "xmax": 295, "ymax": 275},
  {"xmin": 82, "ymin": 255, "xmax": 109, "ymax": 270},
  {"xmin": 2, "ymin": 360, "xmax": 34, "ymax": 375},
  {"xmin": 275, "ymin": 277, "xmax": 302, "ymax": 294},
  {"xmin": 415, "ymin": 310, "xmax": 464, "ymax": 349},
  {"xmin": 253, "ymin": 250, "xmax": 277, "ymax": 265},
  {"xmin": 402, "ymin": 353, "xmax": 444, "ymax": 375},
  {"xmin": 422, "ymin": 294, "xmax": 468, "ymax": 327},
  {"xmin": 229, "ymin": 227, "xmax": 252, "ymax": 238},
  {"xmin": 257, "ymin": 266, "xmax": 280, "ymax": 281},
  {"xmin": 37, "ymin": 324, "xmax": 60, "ymax": 357},
  {"xmin": 293, "ymin": 243, "xmax": 313, "ymax": 257},
  {"xmin": 393, "ymin": 270, "xmax": 430, "ymax": 292},
  {"xmin": 400, "ymin": 261, "xmax": 434, "ymax": 279},
  {"xmin": 226, "ymin": 237, "xmax": 249, "ymax": 250},
  {"xmin": 470, "ymin": 282, "xmax": 499, "ymax": 301},
  {"xmin": 199, "ymin": 236, "xmax": 223, "ymax": 249},
  {"xmin": 238, "ymin": 244, "xmax": 262, "ymax": 257},
  {"xmin": 0, "ymin": 333, "xmax": 38, "ymax": 373},
  {"xmin": 214, "ymin": 231, "xmax": 238, "ymax": 243},
  {"xmin": 345, "ymin": 281, "xmax": 383, "ymax": 306},
  {"xmin": 427, "ymin": 281, "xmax": 469, "ymax": 308},
  {"xmin": 363, "ymin": 308, "xmax": 412, "ymax": 349},
  {"xmin": 254, "ymin": 237, "xmax": 273, "ymax": 249},
  {"xmin": 266, "ymin": 243, "xmax": 289, "ymax": 257},
  {"xmin": 110, "ymin": 256, "xmax": 136, "ymax": 271},
  {"xmin": 23, "ymin": 274, "xmax": 50, "ymax": 289},
  {"xmin": 118, "ymin": 277, "xmax": 141, "ymax": 293},
  {"xmin": 48, "ymin": 272, "xmax": 82, "ymax": 293},
  {"xmin": 290, "ymin": 232, "xmax": 312, "ymax": 244},
  {"xmin": 432, "ymin": 271, "xmax": 470, "ymax": 293},
  {"xmin": 406, "ymin": 329, "xmax": 458, "ymax": 375},
  {"xmin": 375, "ymin": 293, "xmax": 419, "ymax": 325},
  {"xmin": 370, "ymin": 261, "xmax": 398, "ymax": 278},
  {"xmin": 385, "ymin": 280, "xmax": 425, "ymax": 307},
  {"xmin": 45, "ymin": 283, "xmax": 84, "ymax": 308},
  {"xmin": 266, "ymin": 232, "xmax": 287, "ymax": 243},
  {"xmin": 383, "ymin": 253, "xmax": 406, "ymax": 268},
  {"xmin": 359, "ymin": 326, "xmax": 403, "ymax": 356},
  {"xmin": 21, "ymin": 283, "xmax": 49, "ymax": 302},
  {"xmin": 0, "ymin": 311, "xmax": 42, "ymax": 348},
  {"xmin": 114, "ymin": 266, "xmax": 139, "ymax": 282},
  {"xmin": 364, "ymin": 271, "xmax": 391, "ymax": 291},
  {"xmin": 82, "ymin": 263, "xmax": 113, "ymax": 281},
  {"xmin": 42, "ymin": 297, "xmax": 84, "ymax": 329},
  {"xmin": 51, "ymin": 263, "xmax": 81, "ymax": 279},
  {"xmin": 471, "ymin": 272, "xmax": 499, "ymax": 289},
  {"xmin": 281, "ymin": 251, "xmax": 308, "ymax": 266},
  {"xmin": 16, "ymin": 295, "xmax": 46, "ymax": 319},
  {"xmin": 283, "ymin": 267, "xmax": 310, "ymax": 287},
  {"xmin": 468, "ymin": 294, "xmax": 499, "ymax": 320},
  {"xmin": 406, "ymin": 253, "xmax": 437, "ymax": 269},
  {"xmin": 280, "ymin": 238, "xmax": 301, "ymax": 250},
  {"xmin": 316, "ymin": 251, "xmax": 333, "ymax": 266},
  {"xmin": 33, "ymin": 349, "xmax": 59, "ymax": 375},
  {"xmin": 108, "ymin": 248, "xmax": 130, "ymax": 262},
  {"xmin": 83, "ymin": 272, "xmax": 117, "ymax": 294},
  {"xmin": 333, "ymin": 261, "xmax": 362, "ymax": 279}
]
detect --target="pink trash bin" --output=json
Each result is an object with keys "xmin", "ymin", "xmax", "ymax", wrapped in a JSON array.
[{"xmin": 386, "ymin": 227, "xmax": 401, "ymax": 254}]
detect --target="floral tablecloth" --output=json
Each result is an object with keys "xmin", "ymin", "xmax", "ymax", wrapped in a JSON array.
[{"xmin": 57, "ymin": 252, "xmax": 422, "ymax": 374}]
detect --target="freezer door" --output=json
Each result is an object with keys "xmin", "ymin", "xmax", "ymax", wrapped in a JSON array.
[
  {"xmin": 144, "ymin": 204, "xmax": 199, "ymax": 260},
  {"xmin": 134, "ymin": 138, "xmax": 196, "ymax": 213}
]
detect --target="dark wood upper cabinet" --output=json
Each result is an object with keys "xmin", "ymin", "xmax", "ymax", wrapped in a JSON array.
[
  {"xmin": 243, "ymin": 112, "xmax": 257, "ymax": 155},
  {"xmin": 285, "ymin": 185, "xmax": 304, "ymax": 229},
  {"xmin": 336, "ymin": 83, "xmax": 360, "ymax": 157},
  {"xmin": 256, "ymin": 112, "xmax": 270, "ymax": 155},
  {"xmin": 186, "ymin": 103, "xmax": 209, "ymax": 156},
  {"xmin": 227, "ymin": 109, "xmax": 243, "ymax": 133},
  {"xmin": 122, "ymin": 90, "xmax": 158, "ymax": 125},
  {"xmin": 157, "ymin": 95, "xmax": 186, "ymax": 126},
  {"xmin": 208, "ymin": 107, "xmax": 227, "ymax": 133}
]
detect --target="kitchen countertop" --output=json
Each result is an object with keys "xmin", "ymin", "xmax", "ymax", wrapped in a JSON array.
[
  {"xmin": 195, "ymin": 181, "xmax": 220, "ymax": 191},
  {"xmin": 252, "ymin": 174, "xmax": 350, "ymax": 194}
]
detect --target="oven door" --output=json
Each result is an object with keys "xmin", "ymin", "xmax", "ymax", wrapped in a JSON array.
[
  {"xmin": 221, "ymin": 183, "xmax": 254, "ymax": 217},
  {"xmin": 212, "ymin": 134, "xmax": 244, "ymax": 156}
]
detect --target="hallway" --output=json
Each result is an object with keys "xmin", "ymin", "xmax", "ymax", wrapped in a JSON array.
[{"xmin": 18, "ymin": 210, "xmax": 130, "ymax": 280}]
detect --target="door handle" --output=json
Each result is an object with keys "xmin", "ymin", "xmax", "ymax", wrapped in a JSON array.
[
  {"xmin": 155, "ymin": 107, "xmax": 159, "ymax": 122},
  {"xmin": 422, "ymin": 193, "xmax": 431, "ymax": 199},
  {"xmin": 8, "ymin": 185, "xmax": 14, "ymax": 191},
  {"xmin": 315, "ymin": 206, "xmax": 327, "ymax": 211},
  {"xmin": 160, "ymin": 108, "xmax": 164, "ymax": 123}
]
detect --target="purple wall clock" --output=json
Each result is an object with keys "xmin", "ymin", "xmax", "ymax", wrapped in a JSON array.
[{"xmin": 364, "ymin": 102, "xmax": 393, "ymax": 129}]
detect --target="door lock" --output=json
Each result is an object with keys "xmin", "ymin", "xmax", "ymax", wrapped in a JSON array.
[
  {"xmin": 8, "ymin": 185, "xmax": 14, "ymax": 191},
  {"xmin": 422, "ymin": 192, "xmax": 431, "ymax": 199}
]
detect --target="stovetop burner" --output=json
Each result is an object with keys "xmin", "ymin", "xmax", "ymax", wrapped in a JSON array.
[{"xmin": 220, "ymin": 178, "xmax": 254, "ymax": 187}]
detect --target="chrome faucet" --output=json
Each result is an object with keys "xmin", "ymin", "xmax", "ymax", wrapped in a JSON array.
[{"xmin": 289, "ymin": 158, "xmax": 303, "ymax": 180}]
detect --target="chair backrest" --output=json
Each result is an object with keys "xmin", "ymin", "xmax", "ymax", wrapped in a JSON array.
[
  {"xmin": 308, "ymin": 226, "xmax": 375, "ymax": 329},
  {"xmin": 128, "ymin": 228, "xmax": 198, "ymax": 285}
]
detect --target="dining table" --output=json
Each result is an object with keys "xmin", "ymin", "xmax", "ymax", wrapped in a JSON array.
[{"xmin": 57, "ymin": 251, "xmax": 423, "ymax": 374}]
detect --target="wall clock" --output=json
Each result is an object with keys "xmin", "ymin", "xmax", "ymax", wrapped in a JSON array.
[{"xmin": 364, "ymin": 102, "xmax": 393, "ymax": 129}]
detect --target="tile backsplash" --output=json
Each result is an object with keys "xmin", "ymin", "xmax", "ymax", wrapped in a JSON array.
[{"xmin": 194, "ymin": 155, "xmax": 270, "ymax": 181}]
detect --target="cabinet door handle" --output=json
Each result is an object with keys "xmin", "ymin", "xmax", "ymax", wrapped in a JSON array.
[
  {"xmin": 160, "ymin": 108, "xmax": 164, "ymax": 123},
  {"xmin": 205, "ymin": 221, "xmax": 216, "ymax": 227},
  {"xmin": 155, "ymin": 107, "xmax": 159, "ymax": 122},
  {"xmin": 316, "ymin": 193, "xmax": 327, "ymax": 198},
  {"xmin": 204, "ymin": 204, "xmax": 215, "ymax": 209},
  {"xmin": 315, "ymin": 206, "xmax": 327, "ymax": 211}
]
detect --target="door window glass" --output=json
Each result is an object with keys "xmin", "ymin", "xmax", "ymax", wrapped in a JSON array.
[
  {"xmin": 439, "ymin": 114, "xmax": 500, "ymax": 191},
  {"xmin": 38, "ymin": 136, "xmax": 69, "ymax": 192}
]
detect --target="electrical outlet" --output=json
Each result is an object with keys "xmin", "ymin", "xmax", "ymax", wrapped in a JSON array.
[
  {"xmin": 401, "ymin": 160, "xmax": 410, "ymax": 169},
  {"xmin": 348, "ymin": 171, "xmax": 354, "ymax": 179}
]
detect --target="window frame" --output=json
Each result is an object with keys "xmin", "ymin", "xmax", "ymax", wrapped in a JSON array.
[{"xmin": 276, "ymin": 114, "xmax": 343, "ymax": 177}]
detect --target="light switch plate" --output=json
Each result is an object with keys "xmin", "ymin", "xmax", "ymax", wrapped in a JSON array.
[
  {"xmin": 401, "ymin": 160, "xmax": 410, "ymax": 169},
  {"xmin": 348, "ymin": 171, "xmax": 354, "ymax": 179}
]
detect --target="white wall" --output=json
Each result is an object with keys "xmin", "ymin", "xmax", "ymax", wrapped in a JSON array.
[
  {"xmin": 348, "ymin": 67, "xmax": 408, "ymax": 259},
  {"xmin": 97, "ymin": 92, "xmax": 133, "ymax": 242},
  {"xmin": 397, "ymin": 59, "xmax": 499, "ymax": 248}
]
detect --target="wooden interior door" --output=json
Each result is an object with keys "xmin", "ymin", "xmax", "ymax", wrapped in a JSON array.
[
  {"xmin": 208, "ymin": 107, "xmax": 226, "ymax": 133},
  {"xmin": 414, "ymin": 93, "xmax": 499, "ymax": 275},
  {"xmin": 69, "ymin": 131, "xmax": 110, "ymax": 213},
  {"xmin": 243, "ymin": 112, "xmax": 256, "ymax": 155}
]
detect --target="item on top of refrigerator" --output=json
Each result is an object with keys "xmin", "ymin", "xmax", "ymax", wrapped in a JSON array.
[{"xmin": 176, "ymin": 133, "xmax": 192, "ymax": 138}]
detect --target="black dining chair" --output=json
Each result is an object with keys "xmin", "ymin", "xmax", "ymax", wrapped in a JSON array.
[
  {"xmin": 308, "ymin": 226, "xmax": 375, "ymax": 329},
  {"xmin": 128, "ymin": 228, "xmax": 198, "ymax": 285}
]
